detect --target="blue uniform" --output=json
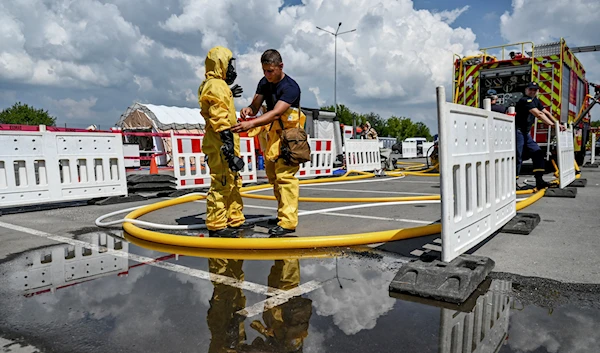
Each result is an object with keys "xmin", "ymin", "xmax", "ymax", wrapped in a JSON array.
[
  {"xmin": 515, "ymin": 96, "xmax": 545, "ymax": 176},
  {"xmin": 256, "ymin": 75, "xmax": 301, "ymax": 110}
]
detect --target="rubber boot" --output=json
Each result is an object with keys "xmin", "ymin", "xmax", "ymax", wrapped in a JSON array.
[
  {"xmin": 208, "ymin": 227, "xmax": 240, "ymax": 238},
  {"xmin": 535, "ymin": 172, "xmax": 550, "ymax": 189}
]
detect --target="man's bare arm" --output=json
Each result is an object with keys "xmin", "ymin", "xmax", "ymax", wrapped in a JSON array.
[
  {"xmin": 529, "ymin": 107, "xmax": 555, "ymax": 127},
  {"xmin": 240, "ymin": 94, "xmax": 265, "ymax": 119},
  {"xmin": 232, "ymin": 100, "xmax": 292, "ymax": 132}
]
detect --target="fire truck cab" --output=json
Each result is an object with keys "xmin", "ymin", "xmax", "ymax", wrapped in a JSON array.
[{"xmin": 453, "ymin": 39, "xmax": 593, "ymax": 166}]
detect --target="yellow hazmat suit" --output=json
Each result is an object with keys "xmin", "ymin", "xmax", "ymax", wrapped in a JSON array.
[
  {"xmin": 263, "ymin": 107, "xmax": 307, "ymax": 230},
  {"xmin": 207, "ymin": 258, "xmax": 246, "ymax": 353},
  {"xmin": 198, "ymin": 46, "xmax": 245, "ymax": 231},
  {"xmin": 248, "ymin": 259, "xmax": 312, "ymax": 352}
]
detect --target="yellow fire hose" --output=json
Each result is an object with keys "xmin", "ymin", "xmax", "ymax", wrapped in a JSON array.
[
  {"xmin": 123, "ymin": 232, "xmax": 347, "ymax": 260},
  {"xmin": 122, "ymin": 185, "xmax": 546, "ymax": 250}
]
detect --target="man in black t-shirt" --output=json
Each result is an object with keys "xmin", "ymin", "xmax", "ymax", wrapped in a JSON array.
[
  {"xmin": 232, "ymin": 49, "xmax": 303, "ymax": 236},
  {"xmin": 514, "ymin": 82, "xmax": 564, "ymax": 189}
]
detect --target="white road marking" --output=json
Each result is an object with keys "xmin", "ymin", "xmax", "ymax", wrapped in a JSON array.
[
  {"xmin": 321, "ymin": 212, "xmax": 432, "ymax": 225},
  {"xmin": 0, "ymin": 220, "xmax": 286, "ymax": 296},
  {"xmin": 193, "ymin": 199, "xmax": 436, "ymax": 225},
  {"xmin": 300, "ymin": 186, "xmax": 438, "ymax": 196},
  {"xmin": 389, "ymin": 180, "xmax": 439, "ymax": 184},
  {"xmin": 242, "ymin": 175, "xmax": 407, "ymax": 194},
  {"xmin": 237, "ymin": 280, "xmax": 324, "ymax": 317}
]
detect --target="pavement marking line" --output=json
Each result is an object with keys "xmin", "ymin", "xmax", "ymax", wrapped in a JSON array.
[
  {"xmin": 237, "ymin": 256, "xmax": 408, "ymax": 317},
  {"xmin": 192, "ymin": 199, "xmax": 434, "ymax": 225},
  {"xmin": 300, "ymin": 186, "xmax": 438, "ymax": 196},
  {"xmin": 242, "ymin": 175, "xmax": 407, "ymax": 194},
  {"xmin": 388, "ymin": 180, "xmax": 439, "ymax": 184},
  {"xmin": 320, "ymin": 212, "xmax": 432, "ymax": 225},
  {"xmin": 0, "ymin": 220, "xmax": 286, "ymax": 297},
  {"xmin": 237, "ymin": 280, "xmax": 324, "ymax": 318}
]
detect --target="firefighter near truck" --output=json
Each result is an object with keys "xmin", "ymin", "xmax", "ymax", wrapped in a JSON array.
[{"xmin": 453, "ymin": 39, "xmax": 599, "ymax": 167}]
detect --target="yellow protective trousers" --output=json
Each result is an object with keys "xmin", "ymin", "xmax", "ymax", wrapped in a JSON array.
[
  {"xmin": 265, "ymin": 158, "xmax": 300, "ymax": 230},
  {"xmin": 207, "ymin": 258, "xmax": 246, "ymax": 352},
  {"xmin": 204, "ymin": 130, "xmax": 245, "ymax": 231}
]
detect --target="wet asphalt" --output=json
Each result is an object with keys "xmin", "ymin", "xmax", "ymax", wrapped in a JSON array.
[{"xmin": 1, "ymin": 158, "xmax": 600, "ymax": 353}]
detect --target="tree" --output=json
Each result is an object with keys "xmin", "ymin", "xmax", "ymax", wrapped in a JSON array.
[
  {"xmin": 0, "ymin": 102, "xmax": 56, "ymax": 126},
  {"xmin": 414, "ymin": 122, "xmax": 432, "ymax": 140},
  {"xmin": 320, "ymin": 104, "xmax": 359, "ymax": 126},
  {"xmin": 591, "ymin": 120, "xmax": 600, "ymax": 128},
  {"xmin": 319, "ymin": 104, "xmax": 433, "ymax": 141}
]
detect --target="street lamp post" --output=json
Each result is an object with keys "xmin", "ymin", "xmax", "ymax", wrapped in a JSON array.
[{"xmin": 316, "ymin": 22, "xmax": 356, "ymax": 136}]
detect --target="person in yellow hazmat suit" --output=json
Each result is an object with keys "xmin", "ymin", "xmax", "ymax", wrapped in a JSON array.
[
  {"xmin": 199, "ymin": 46, "xmax": 248, "ymax": 238},
  {"xmin": 206, "ymin": 258, "xmax": 247, "ymax": 353},
  {"xmin": 232, "ymin": 49, "xmax": 306, "ymax": 237},
  {"xmin": 206, "ymin": 258, "xmax": 312, "ymax": 353},
  {"xmin": 244, "ymin": 259, "xmax": 312, "ymax": 353}
]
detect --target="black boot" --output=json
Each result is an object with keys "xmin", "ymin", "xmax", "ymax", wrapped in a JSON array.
[
  {"xmin": 535, "ymin": 172, "xmax": 550, "ymax": 189},
  {"xmin": 208, "ymin": 227, "xmax": 240, "ymax": 238},
  {"xmin": 268, "ymin": 225, "xmax": 296, "ymax": 237},
  {"xmin": 231, "ymin": 221, "xmax": 255, "ymax": 230}
]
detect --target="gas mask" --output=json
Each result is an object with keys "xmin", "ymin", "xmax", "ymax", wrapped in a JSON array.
[{"xmin": 225, "ymin": 58, "xmax": 237, "ymax": 85}]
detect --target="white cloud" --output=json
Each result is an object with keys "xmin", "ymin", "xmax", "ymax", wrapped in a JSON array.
[
  {"xmin": 309, "ymin": 86, "xmax": 325, "ymax": 107},
  {"xmin": 500, "ymin": 0, "xmax": 600, "ymax": 121},
  {"xmin": 434, "ymin": 5, "xmax": 470, "ymax": 25},
  {"xmin": 133, "ymin": 75, "xmax": 154, "ymax": 91},
  {"xmin": 305, "ymin": 257, "xmax": 398, "ymax": 335},
  {"xmin": 0, "ymin": 0, "xmax": 479, "ymax": 130},
  {"xmin": 507, "ymin": 305, "xmax": 600, "ymax": 353},
  {"xmin": 50, "ymin": 97, "xmax": 98, "ymax": 118}
]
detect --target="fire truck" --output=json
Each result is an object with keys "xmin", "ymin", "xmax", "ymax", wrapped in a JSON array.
[{"xmin": 453, "ymin": 39, "xmax": 600, "ymax": 166}]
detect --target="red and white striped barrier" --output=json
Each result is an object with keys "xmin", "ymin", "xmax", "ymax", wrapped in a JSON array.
[
  {"xmin": 238, "ymin": 137, "xmax": 257, "ymax": 183},
  {"xmin": 171, "ymin": 133, "xmax": 210, "ymax": 189},
  {"xmin": 171, "ymin": 133, "xmax": 257, "ymax": 189},
  {"xmin": 297, "ymin": 139, "xmax": 334, "ymax": 178}
]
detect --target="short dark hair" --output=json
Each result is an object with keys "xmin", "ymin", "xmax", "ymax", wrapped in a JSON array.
[{"xmin": 261, "ymin": 49, "xmax": 282, "ymax": 65}]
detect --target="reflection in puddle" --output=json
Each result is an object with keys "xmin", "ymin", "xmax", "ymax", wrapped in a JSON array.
[
  {"xmin": 0, "ymin": 238, "xmax": 599, "ymax": 353},
  {"xmin": 439, "ymin": 280, "xmax": 511, "ymax": 353},
  {"xmin": 4, "ymin": 232, "xmax": 128, "ymax": 297},
  {"xmin": 207, "ymin": 258, "xmax": 311, "ymax": 352}
]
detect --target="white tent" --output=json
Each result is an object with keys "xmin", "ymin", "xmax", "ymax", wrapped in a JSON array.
[{"xmin": 117, "ymin": 103, "xmax": 241, "ymax": 166}]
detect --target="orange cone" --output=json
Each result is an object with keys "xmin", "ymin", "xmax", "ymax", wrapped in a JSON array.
[{"xmin": 149, "ymin": 158, "xmax": 159, "ymax": 175}]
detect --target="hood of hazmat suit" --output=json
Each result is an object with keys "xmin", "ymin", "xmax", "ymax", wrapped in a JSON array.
[{"xmin": 198, "ymin": 46, "xmax": 245, "ymax": 231}]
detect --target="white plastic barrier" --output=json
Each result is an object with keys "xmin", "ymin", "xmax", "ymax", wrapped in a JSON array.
[
  {"xmin": 8, "ymin": 233, "xmax": 128, "ymax": 295},
  {"xmin": 344, "ymin": 139, "xmax": 381, "ymax": 172},
  {"xmin": 402, "ymin": 141, "xmax": 417, "ymax": 158},
  {"xmin": 123, "ymin": 144, "xmax": 140, "ymax": 168},
  {"xmin": 439, "ymin": 280, "xmax": 512, "ymax": 353},
  {"xmin": 172, "ymin": 133, "xmax": 257, "ymax": 189},
  {"xmin": 379, "ymin": 137, "xmax": 396, "ymax": 149},
  {"xmin": 298, "ymin": 139, "xmax": 334, "ymax": 178},
  {"xmin": 555, "ymin": 122, "xmax": 575, "ymax": 189},
  {"xmin": 0, "ymin": 127, "xmax": 127, "ymax": 208},
  {"xmin": 421, "ymin": 142, "xmax": 435, "ymax": 157},
  {"xmin": 437, "ymin": 87, "xmax": 516, "ymax": 262}
]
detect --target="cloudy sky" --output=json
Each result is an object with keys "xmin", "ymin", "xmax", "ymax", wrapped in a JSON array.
[{"xmin": 1, "ymin": 0, "xmax": 599, "ymax": 131}]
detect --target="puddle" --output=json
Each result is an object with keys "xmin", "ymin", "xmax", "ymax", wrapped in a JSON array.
[{"xmin": 0, "ymin": 233, "xmax": 599, "ymax": 353}]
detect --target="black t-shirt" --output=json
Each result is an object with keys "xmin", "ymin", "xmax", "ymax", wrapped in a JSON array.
[
  {"xmin": 515, "ymin": 96, "xmax": 543, "ymax": 132},
  {"xmin": 491, "ymin": 104, "xmax": 506, "ymax": 114},
  {"xmin": 256, "ymin": 75, "xmax": 301, "ymax": 111}
]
